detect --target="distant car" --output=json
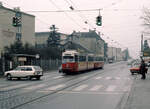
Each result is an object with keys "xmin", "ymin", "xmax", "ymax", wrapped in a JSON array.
[
  {"xmin": 108, "ymin": 60, "xmax": 113, "ymax": 63},
  {"xmin": 5, "ymin": 66, "xmax": 43, "ymax": 80},
  {"xmin": 130, "ymin": 62, "xmax": 148, "ymax": 75},
  {"xmin": 146, "ymin": 62, "xmax": 150, "ymax": 67}
]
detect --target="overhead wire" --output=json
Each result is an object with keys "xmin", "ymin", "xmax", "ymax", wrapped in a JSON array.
[
  {"xmin": 63, "ymin": 0, "xmax": 95, "ymax": 29},
  {"xmin": 48, "ymin": 0, "xmax": 84, "ymax": 30},
  {"xmin": 1, "ymin": 0, "xmax": 141, "ymax": 54}
]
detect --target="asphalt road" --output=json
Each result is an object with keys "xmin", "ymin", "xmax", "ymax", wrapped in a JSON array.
[{"xmin": 0, "ymin": 62, "xmax": 134, "ymax": 109}]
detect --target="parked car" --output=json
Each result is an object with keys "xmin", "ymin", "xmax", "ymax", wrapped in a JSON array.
[
  {"xmin": 5, "ymin": 66, "xmax": 43, "ymax": 80},
  {"xmin": 130, "ymin": 62, "xmax": 148, "ymax": 75}
]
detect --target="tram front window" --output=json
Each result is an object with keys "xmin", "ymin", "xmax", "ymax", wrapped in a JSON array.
[{"xmin": 63, "ymin": 56, "xmax": 74, "ymax": 63}]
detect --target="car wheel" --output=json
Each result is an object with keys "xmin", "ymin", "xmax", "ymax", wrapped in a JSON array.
[
  {"xmin": 17, "ymin": 77, "xmax": 21, "ymax": 80},
  {"xmin": 7, "ymin": 74, "xmax": 12, "ymax": 80},
  {"xmin": 27, "ymin": 76, "xmax": 31, "ymax": 80},
  {"xmin": 36, "ymin": 76, "xmax": 40, "ymax": 80}
]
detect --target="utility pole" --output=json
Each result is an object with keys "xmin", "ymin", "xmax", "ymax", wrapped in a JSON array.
[
  {"xmin": 12, "ymin": 8, "xmax": 22, "ymax": 41},
  {"xmin": 116, "ymin": 48, "xmax": 117, "ymax": 62},
  {"xmin": 141, "ymin": 34, "xmax": 144, "ymax": 57}
]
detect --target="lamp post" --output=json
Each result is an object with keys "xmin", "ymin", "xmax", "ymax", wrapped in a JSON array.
[{"xmin": 141, "ymin": 34, "xmax": 144, "ymax": 57}]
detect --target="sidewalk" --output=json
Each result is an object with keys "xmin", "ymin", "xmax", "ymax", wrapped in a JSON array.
[{"xmin": 124, "ymin": 73, "xmax": 150, "ymax": 109}]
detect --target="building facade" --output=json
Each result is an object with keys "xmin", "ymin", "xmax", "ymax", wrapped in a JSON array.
[
  {"xmin": 107, "ymin": 47, "xmax": 123, "ymax": 61},
  {"xmin": 0, "ymin": 4, "xmax": 35, "ymax": 55},
  {"xmin": 69, "ymin": 30, "xmax": 105, "ymax": 56}
]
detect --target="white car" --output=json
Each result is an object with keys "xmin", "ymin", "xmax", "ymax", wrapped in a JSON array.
[{"xmin": 5, "ymin": 66, "xmax": 43, "ymax": 80}]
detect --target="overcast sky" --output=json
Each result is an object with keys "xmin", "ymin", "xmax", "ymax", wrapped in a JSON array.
[{"xmin": 1, "ymin": 0, "xmax": 150, "ymax": 58}]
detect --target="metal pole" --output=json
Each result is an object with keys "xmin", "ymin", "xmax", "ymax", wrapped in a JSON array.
[{"xmin": 141, "ymin": 34, "xmax": 143, "ymax": 57}]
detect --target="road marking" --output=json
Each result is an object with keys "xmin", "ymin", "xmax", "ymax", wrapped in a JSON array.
[
  {"xmin": 123, "ymin": 86, "xmax": 131, "ymax": 92},
  {"xmin": 89, "ymin": 85, "xmax": 103, "ymax": 91},
  {"xmin": 106, "ymin": 85, "xmax": 117, "ymax": 92},
  {"xmin": 0, "ymin": 84, "xmax": 5, "ymax": 87},
  {"xmin": 105, "ymin": 77, "xmax": 112, "ymax": 80},
  {"xmin": 53, "ymin": 76, "xmax": 63, "ymax": 79},
  {"xmin": 45, "ymin": 84, "xmax": 66, "ymax": 91},
  {"xmin": 81, "ymin": 76, "xmax": 89, "ymax": 79},
  {"xmin": 58, "ymin": 91, "xmax": 124, "ymax": 95},
  {"xmin": 73, "ymin": 84, "xmax": 88, "ymax": 91},
  {"xmin": 23, "ymin": 84, "xmax": 46, "ymax": 90},
  {"xmin": 43, "ymin": 75, "xmax": 51, "ymax": 79},
  {"xmin": 95, "ymin": 76, "xmax": 102, "ymax": 80},
  {"xmin": 115, "ymin": 77, "xmax": 121, "ymax": 80},
  {"xmin": 1, "ymin": 83, "xmax": 28, "ymax": 91}
]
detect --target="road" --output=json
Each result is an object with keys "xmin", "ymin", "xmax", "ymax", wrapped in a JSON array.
[{"xmin": 0, "ymin": 62, "xmax": 134, "ymax": 109}]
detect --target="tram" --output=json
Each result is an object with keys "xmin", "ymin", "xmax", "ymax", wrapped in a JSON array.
[{"xmin": 61, "ymin": 50, "xmax": 104, "ymax": 74}]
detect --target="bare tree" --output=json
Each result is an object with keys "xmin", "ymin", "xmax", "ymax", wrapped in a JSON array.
[{"xmin": 141, "ymin": 8, "xmax": 150, "ymax": 30}]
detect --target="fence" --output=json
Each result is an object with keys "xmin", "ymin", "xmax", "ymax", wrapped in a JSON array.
[
  {"xmin": 0, "ymin": 58, "xmax": 62, "ymax": 75},
  {"xmin": 36, "ymin": 59, "xmax": 61, "ymax": 71}
]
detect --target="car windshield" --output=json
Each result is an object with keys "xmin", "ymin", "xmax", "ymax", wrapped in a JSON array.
[
  {"xmin": 132, "ymin": 62, "xmax": 140, "ymax": 67},
  {"xmin": 63, "ymin": 56, "xmax": 74, "ymax": 63},
  {"xmin": 33, "ymin": 66, "xmax": 42, "ymax": 71}
]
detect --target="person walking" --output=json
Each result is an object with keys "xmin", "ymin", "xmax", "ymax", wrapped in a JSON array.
[{"xmin": 140, "ymin": 60, "xmax": 146, "ymax": 79}]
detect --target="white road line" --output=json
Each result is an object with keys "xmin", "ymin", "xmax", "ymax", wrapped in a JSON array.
[
  {"xmin": 81, "ymin": 76, "xmax": 89, "ymax": 79},
  {"xmin": 123, "ymin": 86, "xmax": 131, "ymax": 92},
  {"xmin": 23, "ymin": 84, "xmax": 46, "ymax": 90},
  {"xmin": 95, "ymin": 76, "xmax": 102, "ymax": 80},
  {"xmin": 53, "ymin": 76, "xmax": 63, "ymax": 79},
  {"xmin": 46, "ymin": 84, "xmax": 66, "ymax": 91},
  {"xmin": 43, "ymin": 75, "xmax": 51, "ymax": 79},
  {"xmin": 89, "ymin": 85, "xmax": 103, "ymax": 91},
  {"xmin": 115, "ymin": 77, "xmax": 121, "ymax": 80},
  {"xmin": 105, "ymin": 77, "xmax": 112, "ymax": 80},
  {"xmin": 58, "ymin": 91, "xmax": 124, "ymax": 95},
  {"xmin": 73, "ymin": 84, "xmax": 88, "ymax": 91},
  {"xmin": 1, "ymin": 83, "xmax": 28, "ymax": 90},
  {"xmin": 106, "ymin": 85, "xmax": 117, "ymax": 92},
  {"xmin": 0, "ymin": 84, "xmax": 5, "ymax": 87}
]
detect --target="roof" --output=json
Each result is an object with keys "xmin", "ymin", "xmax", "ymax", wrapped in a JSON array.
[
  {"xmin": 35, "ymin": 32, "xmax": 68, "ymax": 37},
  {"xmin": 72, "ymin": 30, "xmax": 104, "ymax": 41},
  {"xmin": 0, "ymin": 6, "xmax": 35, "ymax": 17},
  {"xmin": 11, "ymin": 54, "xmax": 36, "ymax": 57},
  {"xmin": 63, "ymin": 41, "xmax": 92, "ymax": 54}
]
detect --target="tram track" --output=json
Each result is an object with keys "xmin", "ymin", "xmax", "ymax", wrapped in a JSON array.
[
  {"xmin": 0, "ymin": 72, "xmax": 64, "ymax": 92},
  {"xmin": 0, "ymin": 62, "xmax": 123, "ymax": 109},
  {"xmin": 1, "ymin": 69, "xmax": 106, "ymax": 109}
]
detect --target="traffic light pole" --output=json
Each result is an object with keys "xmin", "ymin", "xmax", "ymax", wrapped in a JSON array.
[
  {"xmin": 141, "ymin": 34, "xmax": 143, "ymax": 57},
  {"xmin": 12, "ymin": 11, "xmax": 22, "ymax": 41}
]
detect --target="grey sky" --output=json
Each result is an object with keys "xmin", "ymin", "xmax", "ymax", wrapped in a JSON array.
[{"xmin": 1, "ymin": 0, "xmax": 150, "ymax": 58}]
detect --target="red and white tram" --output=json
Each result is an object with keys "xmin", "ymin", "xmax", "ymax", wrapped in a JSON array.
[{"xmin": 61, "ymin": 50, "xmax": 104, "ymax": 74}]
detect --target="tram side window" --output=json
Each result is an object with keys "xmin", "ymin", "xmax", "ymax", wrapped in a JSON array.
[
  {"xmin": 79, "ymin": 56, "xmax": 86, "ymax": 62},
  {"xmin": 88, "ymin": 56, "xmax": 94, "ymax": 61},
  {"xmin": 75, "ymin": 55, "xmax": 78, "ymax": 62},
  {"xmin": 95, "ymin": 57, "xmax": 104, "ymax": 61}
]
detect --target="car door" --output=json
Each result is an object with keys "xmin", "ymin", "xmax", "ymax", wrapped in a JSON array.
[
  {"xmin": 25, "ymin": 67, "xmax": 33, "ymax": 76},
  {"xmin": 18, "ymin": 67, "xmax": 26, "ymax": 77},
  {"xmin": 12, "ymin": 67, "xmax": 22, "ymax": 77}
]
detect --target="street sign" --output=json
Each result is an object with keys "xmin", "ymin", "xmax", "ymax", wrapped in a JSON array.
[{"xmin": 15, "ymin": 12, "xmax": 21, "ymax": 17}]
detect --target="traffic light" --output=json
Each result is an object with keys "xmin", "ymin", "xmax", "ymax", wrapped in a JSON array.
[
  {"xmin": 96, "ymin": 15, "xmax": 102, "ymax": 26},
  {"xmin": 12, "ymin": 17, "xmax": 21, "ymax": 27},
  {"xmin": 12, "ymin": 17, "xmax": 17, "ymax": 27}
]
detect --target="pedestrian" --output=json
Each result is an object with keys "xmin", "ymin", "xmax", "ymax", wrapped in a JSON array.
[{"xmin": 140, "ymin": 60, "xmax": 146, "ymax": 79}]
